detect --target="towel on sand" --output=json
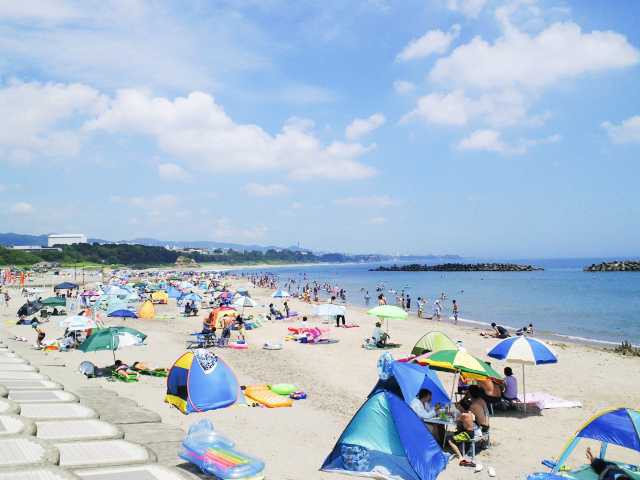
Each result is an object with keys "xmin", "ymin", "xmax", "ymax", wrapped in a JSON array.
[{"xmin": 518, "ymin": 392, "xmax": 582, "ymax": 410}]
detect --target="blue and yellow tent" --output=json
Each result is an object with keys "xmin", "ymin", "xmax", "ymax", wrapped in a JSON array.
[
  {"xmin": 529, "ymin": 407, "xmax": 640, "ymax": 479},
  {"xmin": 321, "ymin": 361, "xmax": 449, "ymax": 480},
  {"xmin": 165, "ymin": 350, "xmax": 239, "ymax": 414}
]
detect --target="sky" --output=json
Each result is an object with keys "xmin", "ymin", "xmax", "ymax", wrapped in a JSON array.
[{"xmin": 0, "ymin": 0, "xmax": 639, "ymax": 257}]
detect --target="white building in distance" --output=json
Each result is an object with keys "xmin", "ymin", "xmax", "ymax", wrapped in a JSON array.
[{"xmin": 48, "ymin": 233, "xmax": 87, "ymax": 247}]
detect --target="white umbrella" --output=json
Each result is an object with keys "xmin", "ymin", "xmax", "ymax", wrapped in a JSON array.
[{"xmin": 233, "ymin": 297, "xmax": 257, "ymax": 308}]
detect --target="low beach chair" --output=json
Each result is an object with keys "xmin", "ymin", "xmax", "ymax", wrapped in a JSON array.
[
  {"xmin": 186, "ymin": 332, "xmax": 218, "ymax": 349},
  {"xmin": 461, "ymin": 428, "xmax": 491, "ymax": 460}
]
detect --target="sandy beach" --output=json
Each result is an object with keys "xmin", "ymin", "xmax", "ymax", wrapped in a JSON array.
[{"xmin": 1, "ymin": 272, "xmax": 639, "ymax": 479}]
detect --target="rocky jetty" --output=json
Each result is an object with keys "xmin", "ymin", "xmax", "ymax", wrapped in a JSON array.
[
  {"xmin": 584, "ymin": 260, "xmax": 640, "ymax": 272},
  {"xmin": 370, "ymin": 263, "xmax": 543, "ymax": 272}
]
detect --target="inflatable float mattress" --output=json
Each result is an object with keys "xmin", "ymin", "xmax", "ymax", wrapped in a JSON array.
[{"xmin": 244, "ymin": 385, "xmax": 292, "ymax": 408}]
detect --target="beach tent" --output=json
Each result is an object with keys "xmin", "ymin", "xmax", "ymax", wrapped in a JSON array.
[
  {"xmin": 167, "ymin": 286, "xmax": 181, "ymax": 299},
  {"xmin": 41, "ymin": 296, "xmax": 67, "ymax": 307},
  {"xmin": 411, "ymin": 331, "xmax": 458, "ymax": 356},
  {"xmin": 151, "ymin": 291, "xmax": 169, "ymax": 304},
  {"xmin": 165, "ymin": 350, "xmax": 239, "ymax": 414},
  {"xmin": 373, "ymin": 361, "xmax": 450, "ymax": 407},
  {"xmin": 528, "ymin": 408, "xmax": 640, "ymax": 479},
  {"xmin": 321, "ymin": 390, "xmax": 447, "ymax": 480},
  {"xmin": 137, "ymin": 300, "xmax": 155, "ymax": 319},
  {"xmin": 55, "ymin": 282, "xmax": 78, "ymax": 290}
]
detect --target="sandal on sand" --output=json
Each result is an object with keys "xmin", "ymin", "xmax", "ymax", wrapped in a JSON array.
[
  {"xmin": 488, "ymin": 467, "xmax": 496, "ymax": 477},
  {"xmin": 460, "ymin": 459, "xmax": 476, "ymax": 468}
]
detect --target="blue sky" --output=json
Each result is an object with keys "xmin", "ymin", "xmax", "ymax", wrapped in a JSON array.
[{"xmin": 1, "ymin": 0, "xmax": 639, "ymax": 257}]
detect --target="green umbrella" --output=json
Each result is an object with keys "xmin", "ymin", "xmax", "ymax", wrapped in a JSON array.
[
  {"xmin": 419, "ymin": 349, "xmax": 503, "ymax": 380},
  {"xmin": 78, "ymin": 326, "xmax": 146, "ymax": 362},
  {"xmin": 41, "ymin": 296, "xmax": 66, "ymax": 307},
  {"xmin": 367, "ymin": 305, "xmax": 408, "ymax": 331}
]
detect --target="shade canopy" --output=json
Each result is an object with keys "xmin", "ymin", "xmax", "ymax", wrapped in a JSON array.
[
  {"xmin": 271, "ymin": 289, "xmax": 290, "ymax": 298},
  {"xmin": 488, "ymin": 336, "xmax": 558, "ymax": 365},
  {"xmin": 411, "ymin": 331, "xmax": 458, "ymax": 356},
  {"xmin": 367, "ymin": 305, "xmax": 408, "ymax": 319},
  {"xmin": 41, "ymin": 296, "xmax": 66, "ymax": 307},
  {"xmin": 54, "ymin": 282, "xmax": 78, "ymax": 290}
]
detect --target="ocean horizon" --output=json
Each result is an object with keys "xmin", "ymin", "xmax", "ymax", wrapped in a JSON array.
[{"xmin": 233, "ymin": 257, "xmax": 640, "ymax": 345}]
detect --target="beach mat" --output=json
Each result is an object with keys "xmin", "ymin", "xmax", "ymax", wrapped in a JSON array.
[
  {"xmin": 244, "ymin": 384, "xmax": 293, "ymax": 408},
  {"xmin": 518, "ymin": 392, "xmax": 582, "ymax": 410},
  {"xmin": 37, "ymin": 420, "xmax": 123, "ymax": 442},
  {"xmin": 363, "ymin": 343, "xmax": 402, "ymax": 350},
  {"xmin": 75, "ymin": 464, "xmax": 190, "ymax": 480},
  {"xmin": 9, "ymin": 390, "xmax": 78, "ymax": 404},
  {"xmin": 0, "ymin": 437, "xmax": 59, "ymax": 468},
  {"xmin": 20, "ymin": 403, "xmax": 98, "ymax": 421},
  {"xmin": 0, "ymin": 414, "xmax": 36, "ymax": 436},
  {"xmin": 56, "ymin": 440, "xmax": 155, "ymax": 468},
  {"xmin": 0, "ymin": 467, "xmax": 80, "ymax": 480},
  {"xmin": 0, "ymin": 398, "xmax": 20, "ymax": 414}
]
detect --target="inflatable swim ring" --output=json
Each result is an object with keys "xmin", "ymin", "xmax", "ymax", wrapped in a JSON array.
[{"xmin": 270, "ymin": 383, "xmax": 296, "ymax": 396}]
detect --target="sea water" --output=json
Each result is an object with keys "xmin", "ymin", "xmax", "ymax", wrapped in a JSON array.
[{"xmin": 234, "ymin": 258, "xmax": 640, "ymax": 345}]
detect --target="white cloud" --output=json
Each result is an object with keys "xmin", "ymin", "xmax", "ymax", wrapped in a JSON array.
[
  {"xmin": 446, "ymin": 0, "xmax": 487, "ymax": 18},
  {"xmin": 430, "ymin": 22, "xmax": 640, "ymax": 90},
  {"xmin": 402, "ymin": 89, "xmax": 530, "ymax": 127},
  {"xmin": 0, "ymin": 2, "xmax": 270, "ymax": 91},
  {"xmin": 212, "ymin": 217, "xmax": 268, "ymax": 242},
  {"xmin": 10, "ymin": 202, "xmax": 34, "ymax": 215},
  {"xmin": 396, "ymin": 25, "xmax": 460, "ymax": 62},
  {"xmin": 368, "ymin": 216, "xmax": 388, "ymax": 225},
  {"xmin": 457, "ymin": 129, "xmax": 560, "ymax": 155},
  {"xmin": 86, "ymin": 89, "xmax": 376, "ymax": 181},
  {"xmin": 334, "ymin": 195, "xmax": 399, "ymax": 207},
  {"xmin": 0, "ymin": 81, "xmax": 106, "ymax": 164},
  {"xmin": 244, "ymin": 183, "xmax": 289, "ymax": 197},
  {"xmin": 393, "ymin": 80, "xmax": 415, "ymax": 95},
  {"xmin": 345, "ymin": 113, "xmax": 386, "ymax": 140},
  {"xmin": 602, "ymin": 116, "xmax": 640, "ymax": 144},
  {"xmin": 157, "ymin": 163, "xmax": 192, "ymax": 182}
]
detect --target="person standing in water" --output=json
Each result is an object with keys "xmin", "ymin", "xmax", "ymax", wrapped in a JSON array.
[
  {"xmin": 364, "ymin": 290, "xmax": 370, "ymax": 306},
  {"xmin": 452, "ymin": 299, "xmax": 459, "ymax": 324}
]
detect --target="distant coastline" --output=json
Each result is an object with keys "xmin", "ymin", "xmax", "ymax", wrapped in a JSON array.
[{"xmin": 370, "ymin": 262, "xmax": 544, "ymax": 272}]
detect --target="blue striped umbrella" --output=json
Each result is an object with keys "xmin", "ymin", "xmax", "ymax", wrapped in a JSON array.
[{"xmin": 488, "ymin": 336, "xmax": 557, "ymax": 413}]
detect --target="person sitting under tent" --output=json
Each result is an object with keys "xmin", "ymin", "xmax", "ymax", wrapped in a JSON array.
[
  {"xmin": 447, "ymin": 386, "xmax": 490, "ymax": 464},
  {"xmin": 586, "ymin": 447, "xmax": 631, "ymax": 480},
  {"xmin": 410, "ymin": 388, "xmax": 445, "ymax": 440}
]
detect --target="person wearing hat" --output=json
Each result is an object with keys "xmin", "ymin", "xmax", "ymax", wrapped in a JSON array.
[{"xmin": 371, "ymin": 321, "xmax": 387, "ymax": 348}]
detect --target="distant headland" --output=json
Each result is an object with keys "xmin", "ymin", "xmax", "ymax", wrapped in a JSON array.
[
  {"xmin": 584, "ymin": 261, "xmax": 640, "ymax": 272},
  {"xmin": 370, "ymin": 263, "xmax": 544, "ymax": 272}
]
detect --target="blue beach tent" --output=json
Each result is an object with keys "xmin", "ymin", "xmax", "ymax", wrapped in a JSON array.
[
  {"xmin": 167, "ymin": 286, "xmax": 181, "ymax": 299},
  {"xmin": 321, "ymin": 361, "xmax": 449, "ymax": 480},
  {"xmin": 165, "ymin": 350, "xmax": 239, "ymax": 414},
  {"xmin": 528, "ymin": 407, "xmax": 640, "ymax": 479}
]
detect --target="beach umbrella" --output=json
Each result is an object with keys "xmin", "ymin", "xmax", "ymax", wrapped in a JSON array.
[
  {"xmin": 232, "ymin": 296, "xmax": 257, "ymax": 308},
  {"xmin": 41, "ymin": 296, "xmax": 66, "ymax": 307},
  {"xmin": 236, "ymin": 287, "xmax": 251, "ymax": 297},
  {"xmin": 80, "ymin": 290, "xmax": 100, "ymax": 297},
  {"xmin": 487, "ymin": 336, "xmax": 557, "ymax": 413},
  {"xmin": 271, "ymin": 289, "xmax": 290, "ymax": 298},
  {"xmin": 367, "ymin": 305, "xmax": 407, "ymax": 331},
  {"xmin": 59, "ymin": 316, "xmax": 96, "ymax": 331},
  {"xmin": 419, "ymin": 349, "xmax": 503, "ymax": 380},
  {"xmin": 313, "ymin": 304, "xmax": 346, "ymax": 317},
  {"xmin": 108, "ymin": 309, "xmax": 138, "ymax": 320},
  {"xmin": 78, "ymin": 326, "xmax": 146, "ymax": 362}
]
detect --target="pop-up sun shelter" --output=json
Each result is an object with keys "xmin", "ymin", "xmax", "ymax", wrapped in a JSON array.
[
  {"xmin": 411, "ymin": 331, "xmax": 458, "ymax": 356},
  {"xmin": 528, "ymin": 408, "xmax": 640, "ymax": 480},
  {"xmin": 165, "ymin": 350, "xmax": 239, "ymax": 414},
  {"xmin": 321, "ymin": 360, "xmax": 449, "ymax": 480}
]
